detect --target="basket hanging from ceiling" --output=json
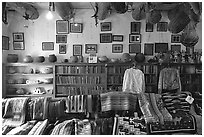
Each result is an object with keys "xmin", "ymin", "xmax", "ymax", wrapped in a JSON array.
[
  {"xmin": 146, "ymin": 9, "xmax": 162, "ymax": 24},
  {"xmin": 97, "ymin": 2, "xmax": 111, "ymax": 20},
  {"xmin": 111, "ymin": 2, "xmax": 127, "ymax": 14},
  {"xmin": 131, "ymin": 2, "xmax": 146, "ymax": 21}
]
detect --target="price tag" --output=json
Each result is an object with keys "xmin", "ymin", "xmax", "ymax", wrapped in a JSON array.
[{"xmin": 185, "ymin": 95, "xmax": 194, "ymax": 104}]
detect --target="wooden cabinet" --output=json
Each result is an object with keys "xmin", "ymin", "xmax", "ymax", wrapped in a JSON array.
[{"xmin": 3, "ymin": 63, "xmax": 54, "ymax": 98}]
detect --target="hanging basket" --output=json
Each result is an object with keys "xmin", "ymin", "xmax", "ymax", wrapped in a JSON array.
[
  {"xmin": 131, "ymin": 2, "xmax": 146, "ymax": 21},
  {"xmin": 111, "ymin": 2, "xmax": 127, "ymax": 14},
  {"xmin": 146, "ymin": 9, "xmax": 162, "ymax": 24},
  {"xmin": 97, "ymin": 2, "xmax": 111, "ymax": 20}
]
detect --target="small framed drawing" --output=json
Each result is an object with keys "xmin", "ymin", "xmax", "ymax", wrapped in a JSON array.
[
  {"xmin": 129, "ymin": 34, "xmax": 141, "ymax": 43},
  {"xmin": 13, "ymin": 32, "xmax": 24, "ymax": 41},
  {"xmin": 100, "ymin": 33, "xmax": 112, "ymax": 43},
  {"xmin": 146, "ymin": 22, "xmax": 153, "ymax": 32},
  {"xmin": 144, "ymin": 43, "xmax": 154, "ymax": 55},
  {"xmin": 155, "ymin": 43, "xmax": 168, "ymax": 53},
  {"xmin": 157, "ymin": 22, "xmax": 168, "ymax": 32},
  {"xmin": 59, "ymin": 44, "xmax": 67, "ymax": 54},
  {"xmin": 2, "ymin": 36, "xmax": 9, "ymax": 50},
  {"xmin": 171, "ymin": 34, "xmax": 181, "ymax": 43},
  {"xmin": 85, "ymin": 44, "xmax": 97, "ymax": 54},
  {"xmin": 42, "ymin": 42, "xmax": 54, "ymax": 50},
  {"xmin": 56, "ymin": 20, "xmax": 69, "ymax": 34},
  {"xmin": 129, "ymin": 44, "xmax": 141, "ymax": 54},
  {"xmin": 112, "ymin": 44, "xmax": 123, "ymax": 53},
  {"xmin": 171, "ymin": 44, "xmax": 181, "ymax": 52},
  {"xmin": 112, "ymin": 35, "xmax": 123, "ymax": 42},
  {"xmin": 56, "ymin": 35, "xmax": 67, "ymax": 43},
  {"xmin": 73, "ymin": 45, "xmax": 82, "ymax": 56},
  {"xmin": 131, "ymin": 22, "xmax": 141, "ymax": 33},
  {"xmin": 70, "ymin": 23, "xmax": 83, "ymax": 33},
  {"xmin": 13, "ymin": 41, "xmax": 24, "ymax": 50},
  {"xmin": 101, "ymin": 22, "xmax": 111, "ymax": 31}
]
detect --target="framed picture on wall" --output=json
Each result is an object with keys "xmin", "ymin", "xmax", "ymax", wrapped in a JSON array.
[
  {"xmin": 171, "ymin": 34, "xmax": 181, "ymax": 43},
  {"xmin": 56, "ymin": 20, "xmax": 69, "ymax": 34},
  {"xmin": 129, "ymin": 34, "xmax": 141, "ymax": 43},
  {"xmin": 129, "ymin": 44, "xmax": 141, "ymax": 54},
  {"xmin": 157, "ymin": 22, "xmax": 168, "ymax": 32},
  {"xmin": 101, "ymin": 22, "xmax": 111, "ymax": 31},
  {"xmin": 131, "ymin": 22, "xmax": 141, "ymax": 33},
  {"xmin": 56, "ymin": 35, "xmax": 67, "ymax": 43},
  {"xmin": 85, "ymin": 44, "xmax": 97, "ymax": 54},
  {"xmin": 13, "ymin": 41, "xmax": 24, "ymax": 50},
  {"xmin": 73, "ymin": 45, "xmax": 82, "ymax": 56},
  {"xmin": 112, "ymin": 44, "xmax": 123, "ymax": 53},
  {"xmin": 112, "ymin": 35, "xmax": 123, "ymax": 42},
  {"xmin": 59, "ymin": 44, "xmax": 67, "ymax": 54},
  {"xmin": 2, "ymin": 36, "xmax": 9, "ymax": 50},
  {"xmin": 13, "ymin": 32, "xmax": 24, "ymax": 41},
  {"xmin": 42, "ymin": 42, "xmax": 54, "ymax": 50},
  {"xmin": 144, "ymin": 43, "xmax": 154, "ymax": 55},
  {"xmin": 100, "ymin": 33, "xmax": 112, "ymax": 43},
  {"xmin": 155, "ymin": 43, "xmax": 168, "ymax": 53},
  {"xmin": 146, "ymin": 22, "xmax": 154, "ymax": 32},
  {"xmin": 70, "ymin": 23, "xmax": 83, "ymax": 33},
  {"xmin": 171, "ymin": 44, "xmax": 181, "ymax": 52}
]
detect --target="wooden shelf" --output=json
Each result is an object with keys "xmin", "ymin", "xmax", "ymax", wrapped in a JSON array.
[
  {"xmin": 7, "ymin": 83, "xmax": 53, "ymax": 86},
  {"xmin": 56, "ymin": 73, "xmax": 105, "ymax": 76},
  {"xmin": 6, "ymin": 73, "xmax": 53, "ymax": 76},
  {"xmin": 6, "ymin": 94, "xmax": 53, "ymax": 97}
]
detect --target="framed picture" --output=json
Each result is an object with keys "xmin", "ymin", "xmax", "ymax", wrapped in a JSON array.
[
  {"xmin": 85, "ymin": 44, "xmax": 97, "ymax": 54},
  {"xmin": 59, "ymin": 44, "xmax": 66, "ymax": 54},
  {"xmin": 112, "ymin": 44, "xmax": 123, "ymax": 53},
  {"xmin": 2, "ymin": 36, "xmax": 9, "ymax": 50},
  {"xmin": 13, "ymin": 41, "xmax": 24, "ymax": 50},
  {"xmin": 129, "ymin": 34, "xmax": 141, "ymax": 43},
  {"xmin": 73, "ymin": 45, "xmax": 82, "ymax": 56},
  {"xmin": 144, "ymin": 43, "xmax": 154, "ymax": 55},
  {"xmin": 112, "ymin": 35, "xmax": 123, "ymax": 42},
  {"xmin": 171, "ymin": 44, "xmax": 181, "ymax": 52},
  {"xmin": 186, "ymin": 46, "xmax": 194, "ymax": 54},
  {"xmin": 146, "ymin": 22, "xmax": 154, "ymax": 32},
  {"xmin": 155, "ymin": 43, "xmax": 168, "ymax": 53},
  {"xmin": 157, "ymin": 22, "xmax": 168, "ymax": 32},
  {"xmin": 42, "ymin": 42, "xmax": 54, "ymax": 50},
  {"xmin": 70, "ymin": 23, "xmax": 83, "ymax": 33},
  {"xmin": 171, "ymin": 34, "xmax": 181, "ymax": 43},
  {"xmin": 56, "ymin": 20, "xmax": 69, "ymax": 34},
  {"xmin": 131, "ymin": 22, "xmax": 141, "ymax": 33},
  {"xmin": 56, "ymin": 35, "xmax": 67, "ymax": 43},
  {"xmin": 13, "ymin": 32, "xmax": 24, "ymax": 41},
  {"xmin": 100, "ymin": 33, "xmax": 112, "ymax": 43},
  {"xmin": 101, "ymin": 22, "xmax": 111, "ymax": 31},
  {"xmin": 129, "ymin": 44, "xmax": 141, "ymax": 54}
]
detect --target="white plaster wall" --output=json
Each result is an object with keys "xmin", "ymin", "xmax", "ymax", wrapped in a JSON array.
[{"xmin": 2, "ymin": 8, "xmax": 202, "ymax": 63}]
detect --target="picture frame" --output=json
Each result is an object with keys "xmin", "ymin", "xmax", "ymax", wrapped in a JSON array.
[
  {"xmin": 42, "ymin": 42, "xmax": 54, "ymax": 50},
  {"xmin": 85, "ymin": 44, "xmax": 97, "ymax": 54},
  {"xmin": 129, "ymin": 44, "xmax": 141, "ymax": 54},
  {"xmin": 112, "ymin": 35, "xmax": 123, "ymax": 42},
  {"xmin": 112, "ymin": 44, "xmax": 123, "ymax": 53},
  {"xmin": 56, "ymin": 35, "xmax": 67, "ymax": 43},
  {"xmin": 70, "ymin": 23, "xmax": 83, "ymax": 33},
  {"xmin": 131, "ymin": 22, "xmax": 141, "ymax": 33},
  {"xmin": 2, "ymin": 36, "xmax": 9, "ymax": 50},
  {"xmin": 155, "ymin": 43, "xmax": 168, "ymax": 53},
  {"xmin": 13, "ymin": 32, "xmax": 24, "ymax": 41},
  {"xmin": 144, "ymin": 43, "xmax": 154, "ymax": 55},
  {"xmin": 73, "ymin": 44, "xmax": 82, "ymax": 56},
  {"xmin": 157, "ymin": 22, "xmax": 168, "ymax": 32},
  {"xmin": 186, "ymin": 46, "xmax": 194, "ymax": 54},
  {"xmin": 59, "ymin": 44, "xmax": 67, "ymax": 54},
  {"xmin": 171, "ymin": 44, "xmax": 181, "ymax": 52},
  {"xmin": 129, "ymin": 34, "xmax": 141, "ymax": 43},
  {"xmin": 13, "ymin": 41, "xmax": 24, "ymax": 50},
  {"xmin": 171, "ymin": 34, "xmax": 181, "ymax": 43},
  {"xmin": 100, "ymin": 33, "xmax": 112, "ymax": 43},
  {"xmin": 56, "ymin": 20, "xmax": 69, "ymax": 34},
  {"xmin": 146, "ymin": 22, "xmax": 154, "ymax": 32},
  {"xmin": 101, "ymin": 22, "xmax": 111, "ymax": 31}
]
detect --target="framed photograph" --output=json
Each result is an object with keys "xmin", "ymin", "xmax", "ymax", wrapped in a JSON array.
[
  {"xmin": 101, "ymin": 22, "xmax": 111, "ymax": 31},
  {"xmin": 186, "ymin": 46, "xmax": 194, "ymax": 54},
  {"xmin": 171, "ymin": 44, "xmax": 181, "ymax": 52},
  {"xmin": 73, "ymin": 45, "xmax": 82, "ymax": 56},
  {"xmin": 59, "ymin": 44, "xmax": 66, "ymax": 54},
  {"xmin": 13, "ymin": 41, "xmax": 24, "ymax": 50},
  {"xmin": 129, "ymin": 44, "xmax": 141, "ymax": 54},
  {"xmin": 146, "ymin": 22, "xmax": 154, "ymax": 32},
  {"xmin": 131, "ymin": 22, "xmax": 141, "ymax": 33},
  {"xmin": 155, "ymin": 43, "xmax": 168, "ymax": 53},
  {"xmin": 129, "ymin": 34, "xmax": 141, "ymax": 43},
  {"xmin": 144, "ymin": 43, "xmax": 154, "ymax": 55},
  {"xmin": 112, "ymin": 44, "xmax": 123, "ymax": 53},
  {"xmin": 42, "ymin": 42, "xmax": 54, "ymax": 50},
  {"xmin": 100, "ymin": 33, "xmax": 112, "ymax": 43},
  {"xmin": 56, "ymin": 20, "xmax": 69, "ymax": 34},
  {"xmin": 13, "ymin": 32, "xmax": 24, "ymax": 41},
  {"xmin": 70, "ymin": 23, "xmax": 83, "ymax": 33},
  {"xmin": 2, "ymin": 36, "xmax": 9, "ymax": 50},
  {"xmin": 56, "ymin": 35, "xmax": 67, "ymax": 43},
  {"xmin": 171, "ymin": 34, "xmax": 181, "ymax": 43},
  {"xmin": 85, "ymin": 44, "xmax": 97, "ymax": 54},
  {"xmin": 112, "ymin": 35, "xmax": 123, "ymax": 42},
  {"xmin": 157, "ymin": 22, "xmax": 168, "ymax": 32}
]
